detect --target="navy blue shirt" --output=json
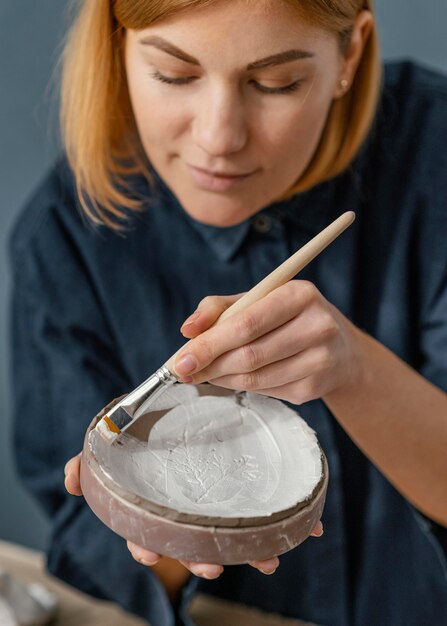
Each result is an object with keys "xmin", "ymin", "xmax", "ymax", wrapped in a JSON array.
[{"xmin": 9, "ymin": 62, "xmax": 447, "ymax": 626}]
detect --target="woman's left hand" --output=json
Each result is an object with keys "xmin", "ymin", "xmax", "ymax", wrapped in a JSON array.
[{"xmin": 175, "ymin": 280, "xmax": 362, "ymax": 405}]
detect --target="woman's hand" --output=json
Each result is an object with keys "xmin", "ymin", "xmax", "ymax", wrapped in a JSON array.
[
  {"xmin": 175, "ymin": 280, "xmax": 362, "ymax": 405},
  {"xmin": 64, "ymin": 453, "xmax": 323, "ymax": 581}
]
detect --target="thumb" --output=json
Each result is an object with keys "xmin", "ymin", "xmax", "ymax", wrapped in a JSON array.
[
  {"xmin": 180, "ymin": 293, "xmax": 245, "ymax": 338},
  {"xmin": 64, "ymin": 453, "xmax": 83, "ymax": 497}
]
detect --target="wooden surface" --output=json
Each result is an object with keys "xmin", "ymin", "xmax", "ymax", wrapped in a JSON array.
[
  {"xmin": 189, "ymin": 594, "xmax": 321, "ymax": 626},
  {"xmin": 0, "ymin": 541, "xmax": 145, "ymax": 626},
  {"xmin": 0, "ymin": 541, "xmax": 321, "ymax": 626}
]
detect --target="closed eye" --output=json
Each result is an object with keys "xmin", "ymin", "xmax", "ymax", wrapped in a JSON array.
[
  {"xmin": 150, "ymin": 71, "xmax": 196, "ymax": 86},
  {"xmin": 249, "ymin": 79, "xmax": 304, "ymax": 95},
  {"xmin": 150, "ymin": 71, "xmax": 304, "ymax": 95}
]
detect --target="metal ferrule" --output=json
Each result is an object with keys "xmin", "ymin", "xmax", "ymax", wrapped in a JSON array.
[{"xmin": 106, "ymin": 366, "xmax": 177, "ymax": 431}]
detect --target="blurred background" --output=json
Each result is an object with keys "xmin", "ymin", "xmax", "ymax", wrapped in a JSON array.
[{"xmin": 0, "ymin": 0, "xmax": 446, "ymax": 553}]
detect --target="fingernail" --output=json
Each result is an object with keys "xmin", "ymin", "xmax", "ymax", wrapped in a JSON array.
[
  {"xmin": 311, "ymin": 523, "xmax": 324, "ymax": 537},
  {"xmin": 196, "ymin": 567, "xmax": 223, "ymax": 579},
  {"xmin": 179, "ymin": 376, "xmax": 194, "ymax": 384},
  {"xmin": 175, "ymin": 354, "xmax": 198, "ymax": 376},
  {"xmin": 141, "ymin": 558, "xmax": 159, "ymax": 566},
  {"xmin": 260, "ymin": 568, "xmax": 277, "ymax": 575},
  {"xmin": 181, "ymin": 310, "xmax": 201, "ymax": 330}
]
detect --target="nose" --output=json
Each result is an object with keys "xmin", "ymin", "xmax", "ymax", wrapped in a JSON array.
[{"xmin": 191, "ymin": 82, "xmax": 248, "ymax": 157}]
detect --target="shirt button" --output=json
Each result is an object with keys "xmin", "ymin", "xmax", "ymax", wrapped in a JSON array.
[{"xmin": 252, "ymin": 215, "xmax": 272, "ymax": 233}]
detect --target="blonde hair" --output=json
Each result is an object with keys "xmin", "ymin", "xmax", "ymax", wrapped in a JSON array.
[{"xmin": 61, "ymin": 0, "xmax": 381, "ymax": 228}]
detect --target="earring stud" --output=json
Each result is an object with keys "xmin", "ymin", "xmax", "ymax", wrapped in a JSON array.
[{"xmin": 340, "ymin": 78, "xmax": 349, "ymax": 90}]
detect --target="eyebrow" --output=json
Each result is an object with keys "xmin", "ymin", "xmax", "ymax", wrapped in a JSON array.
[
  {"xmin": 247, "ymin": 49, "xmax": 314, "ymax": 70},
  {"xmin": 139, "ymin": 35, "xmax": 314, "ymax": 69}
]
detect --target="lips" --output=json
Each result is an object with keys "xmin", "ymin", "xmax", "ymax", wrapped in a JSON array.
[
  {"xmin": 192, "ymin": 165, "xmax": 252, "ymax": 178},
  {"xmin": 186, "ymin": 164, "xmax": 256, "ymax": 192}
]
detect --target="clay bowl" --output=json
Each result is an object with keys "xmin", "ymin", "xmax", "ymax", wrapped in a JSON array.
[{"xmin": 80, "ymin": 384, "xmax": 328, "ymax": 565}]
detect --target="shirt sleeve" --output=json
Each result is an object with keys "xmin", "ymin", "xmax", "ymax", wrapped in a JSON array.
[
  {"xmin": 417, "ymin": 217, "xmax": 447, "ymax": 550},
  {"xmin": 8, "ymin": 207, "xmax": 189, "ymax": 626},
  {"xmin": 414, "ymin": 92, "xmax": 447, "ymax": 548},
  {"xmin": 419, "ymin": 218, "xmax": 447, "ymax": 393},
  {"xmin": 417, "ymin": 89, "xmax": 447, "ymax": 394}
]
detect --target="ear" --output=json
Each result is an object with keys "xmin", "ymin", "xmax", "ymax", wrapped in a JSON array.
[{"xmin": 334, "ymin": 10, "xmax": 374, "ymax": 98}]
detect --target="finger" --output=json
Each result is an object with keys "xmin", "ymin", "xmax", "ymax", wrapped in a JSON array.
[
  {"xmin": 193, "ymin": 309, "xmax": 331, "ymax": 383},
  {"xmin": 180, "ymin": 294, "xmax": 243, "ymax": 338},
  {"xmin": 211, "ymin": 375, "xmax": 321, "ymax": 406},
  {"xmin": 178, "ymin": 560, "xmax": 224, "ymax": 579},
  {"xmin": 310, "ymin": 521, "xmax": 324, "ymax": 537},
  {"xmin": 127, "ymin": 541, "xmax": 162, "ymax": 566},
  {"xmin": 64, "ymin": 453, "xmax": 83, "ymax": 496},
  {"xmin": 206, "ymin": 345, "xmax": 331, "ymax": 393},
  {"xmin": 248, "ymin": 556, "xmax": 280, "ymax": 575},
  {"xmin": 175, "ymin": 283, "xmax": 312, "ymax": 380}
]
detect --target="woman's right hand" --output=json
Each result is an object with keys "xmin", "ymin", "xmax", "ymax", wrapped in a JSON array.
[{"xmin": 64, "ymin": 453, "xmax": 323, "ymax": 583}]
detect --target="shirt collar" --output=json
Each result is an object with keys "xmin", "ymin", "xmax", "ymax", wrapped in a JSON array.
[
  {"xmin": 185, "ymin": 216, "xmax": 252, "ymax": 262},
  {"xmin": 145, "ymin": 169, "xmax": 251, "ymax": 261},
  {"xmin": 283, "ymin": 179, "xmax": 344, "ymax": 229},
  {"xmin": 146, "ymin": 166, "xmax": 340, "ymax": 262}
]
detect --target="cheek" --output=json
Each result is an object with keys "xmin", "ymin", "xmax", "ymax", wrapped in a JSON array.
[
  {"xmin": 126, "ymin": 70, "xmax": 185, "ymax": 151},
  {"xmin": 132, "ymin": 90, "xmax": 172, "ymax": 146},
  {"xmin": 258, "ymin": 97, "xmax": 333, "ymax": 180},
  {"xmin": 255, "ymin": 71, "xmax": 337, "ymax": 169},
  {"xmin": 289, "ymin": 100, "xmax": 332, "ymax": 159}
]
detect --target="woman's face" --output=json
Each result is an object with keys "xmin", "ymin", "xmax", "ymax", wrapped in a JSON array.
[{"xmin": 125, "ymin": 0, "xmax": 346, "ymax": 226}]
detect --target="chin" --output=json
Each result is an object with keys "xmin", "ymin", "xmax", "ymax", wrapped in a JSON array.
[{"xmin": 179, "ymin": 193, "xmax": 262, "ymax": 228}]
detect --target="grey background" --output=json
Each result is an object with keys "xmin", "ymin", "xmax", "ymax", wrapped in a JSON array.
[{"xmin": 0, "ymin": 1, "xmax": 446, "ymax": 553}]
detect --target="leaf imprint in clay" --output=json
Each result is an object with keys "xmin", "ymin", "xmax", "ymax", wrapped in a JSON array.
[{"xmin": 90, "ymin": 387, "xmax": 323, "ymax": 521}]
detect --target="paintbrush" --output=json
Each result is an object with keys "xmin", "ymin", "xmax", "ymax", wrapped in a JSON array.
[{"xmin": 96, "ymin": 210, "xmax": 355, "ymax": 444}]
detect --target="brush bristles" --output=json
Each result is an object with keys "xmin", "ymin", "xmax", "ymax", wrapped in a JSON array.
[{"xmin": 96, "ymin": 417, "xmax": 120, "ymax": 444}]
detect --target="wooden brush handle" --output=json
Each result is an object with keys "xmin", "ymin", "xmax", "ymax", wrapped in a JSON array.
[{"xmin": 165, "ymin": 211, "xmax": 355, "ymax": 372}]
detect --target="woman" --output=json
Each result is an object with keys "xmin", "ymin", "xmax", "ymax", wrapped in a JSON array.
[{"xmin": 9, "ymin": 0, "xmax": 447, "ymax": 625}]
